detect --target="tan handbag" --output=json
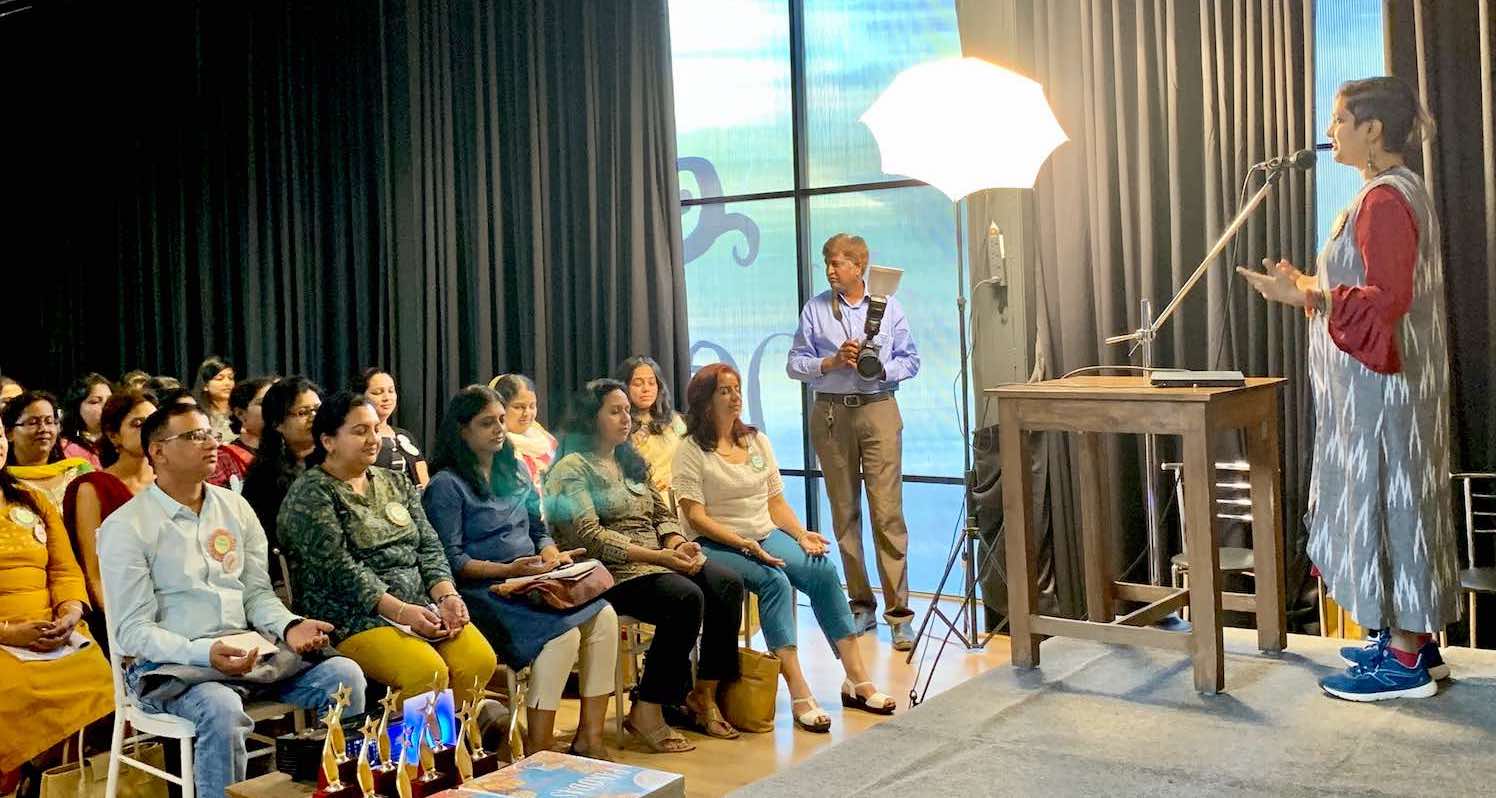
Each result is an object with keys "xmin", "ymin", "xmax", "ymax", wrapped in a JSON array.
[
  {"xmin": 38, "ymin": 730, "xmax": 167, "ymax": 798},
  {"xmin": 717, "ymin": 647, "xmax": 780, "ymax": 733}
]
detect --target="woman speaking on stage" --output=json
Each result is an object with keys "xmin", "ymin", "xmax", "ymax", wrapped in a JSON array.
[{"xmin": 1238, "ymin": 76, "xmax": 1458, "ymax": 702}]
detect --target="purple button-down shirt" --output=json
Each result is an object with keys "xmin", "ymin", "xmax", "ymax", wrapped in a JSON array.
[{"xmin": 786, "ymin": 289, "xmax": 920, "ymax": 394}]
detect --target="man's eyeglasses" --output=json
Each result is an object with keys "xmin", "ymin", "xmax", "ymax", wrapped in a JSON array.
[
  {"xmin": 156, "ymin": 429, "xmax": 218, "ymax": 446},
  {"xmin": 14, "ymin": 416, "xmax": 59, "ymax": 430}
]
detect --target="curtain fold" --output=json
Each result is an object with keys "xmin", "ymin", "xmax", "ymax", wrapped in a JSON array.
[
  {"xmin": 963, "ymin": 1, "xmax": 1315, "ymax": 619},
  {"xmin": 2, "ymin": 0, "xmax": 687, "ymax": 444}
]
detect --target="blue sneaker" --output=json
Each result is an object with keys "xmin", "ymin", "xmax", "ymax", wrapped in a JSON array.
[
  {"xmin": 1340, "ymin": 631, "xmax": 1450, "ymax": 680},
  {"xmin": 1319, "ymin": 650, "xmax": 1437, "ymax": 701}
]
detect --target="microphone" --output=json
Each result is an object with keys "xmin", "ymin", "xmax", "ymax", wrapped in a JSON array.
[{"xmin": 1251, "ymin": 148, "xmax": 1316, "ymax": 173}]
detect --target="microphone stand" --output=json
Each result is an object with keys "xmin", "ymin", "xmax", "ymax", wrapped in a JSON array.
[{"xmin": 1105, "ymin": 164, "xmax": 1290, "ymax": 585}]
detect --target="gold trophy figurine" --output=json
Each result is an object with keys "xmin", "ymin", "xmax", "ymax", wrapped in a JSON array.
[
  {"xmin": 394, "ymin": 727, "xmax": 415, "ymax": 798},
  {"xmin": 417, "ymin": 696, "xmax": 438, "ymax": 781},
  {"xmin": 375, "ymin": 686, "xmax": 400, "ymax": 769},
  {"xmin": 328, "ymin": 683, "xmax": 353, "ymax": 762},
  {"xmin": 451, "ymin": 701, "xmax": 473, "ymax": 783},
  {"xmin": 355, "ymin": 716, "xmax": 379, "ymax": 797},
  {"xmin": 319, "ymin": 706, "xmax": 347, "ymax": 792}
]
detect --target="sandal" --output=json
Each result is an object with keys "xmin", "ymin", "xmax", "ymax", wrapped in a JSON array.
[
  {"xmin": 684, "ymin": 694, "xmax": 741, "ymax": 739},
  {"xmin": 791, "ymin": 697, "xmax": 832, "ymax": 733},
  {"xmin": 840, "ymin": 679, "xmax": 895, "ymax": 716},
  {"xmin": 622, "ymin": 718, "xmax": 695, "ymax": 753}
]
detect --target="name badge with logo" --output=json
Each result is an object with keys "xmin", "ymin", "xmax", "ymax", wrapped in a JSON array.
[
  {"xmin": 385, "ymin": 502, "xmax": 412, "ymax": 527},
  {"xmin": 8, "ymin": 506, "xmax": 44, "ymax": 544}
]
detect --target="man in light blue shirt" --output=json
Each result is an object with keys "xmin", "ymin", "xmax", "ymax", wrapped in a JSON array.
[
  {"xmin": 787, "ymin": 233, "xmax": 921, "ymax": 650},
  {"xmin": 99, "ymin": 403, "xmax": 365, "ymax": 797}
]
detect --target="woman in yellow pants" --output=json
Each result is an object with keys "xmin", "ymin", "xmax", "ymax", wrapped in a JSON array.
[{"xmin": 279, "ymin": 391, "xmax": 496, "ymax": 707}]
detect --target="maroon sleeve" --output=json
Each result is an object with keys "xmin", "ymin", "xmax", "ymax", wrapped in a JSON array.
[{"xmin": 1327, "ymin": 185, "xmax": 1418, "ymax": 374}]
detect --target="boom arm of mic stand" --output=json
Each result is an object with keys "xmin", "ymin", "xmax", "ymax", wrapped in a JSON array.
[{"xmin": 1105, "ymin": 170, "xmax": 1285, "ymax": 349}]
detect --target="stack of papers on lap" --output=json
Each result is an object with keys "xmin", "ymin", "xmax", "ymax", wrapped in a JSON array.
[
  {"xmin": 0, "ymin": 630, "xmax": 92, "ymax": 662},
  {"xmin": 503, "ymin": 559, "xmax": 600, "ymax": 588},
  {"xmin": 213, "ymin": 631, "xmax": 280, "ymax": 658}
]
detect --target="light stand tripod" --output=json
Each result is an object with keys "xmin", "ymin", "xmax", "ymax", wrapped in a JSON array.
[{"xmin": 907, "ymin": 201, "xmax": 994, "ymax": 706}]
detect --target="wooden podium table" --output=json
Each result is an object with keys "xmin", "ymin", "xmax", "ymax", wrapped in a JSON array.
[{"xmin": 989, "ymin": 376, "xmax": 1287, "ymax": 693}]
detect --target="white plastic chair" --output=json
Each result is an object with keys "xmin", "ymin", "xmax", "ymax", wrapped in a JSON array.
[{"xmin": 103, "ymin": 625, "xmax": 305, "ymax": 798}]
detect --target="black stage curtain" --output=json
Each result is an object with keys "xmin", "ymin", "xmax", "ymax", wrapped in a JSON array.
[{"xmin": 2, "ymin": 0, "xmax": 687, "ymax": 441}]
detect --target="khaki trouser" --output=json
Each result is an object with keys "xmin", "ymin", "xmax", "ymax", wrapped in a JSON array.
[{"xmin": 810, "ymin": 394, "xmax": 912, "ymax": 621}]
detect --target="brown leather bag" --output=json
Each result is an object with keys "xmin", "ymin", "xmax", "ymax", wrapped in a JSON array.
[
  {"xmin": 494, "ymin": 560, "xmax": 615, "ymax": 610},
  {"xmin": 718, "ymin": 647, "xmax": 780, "ymax": 733}
]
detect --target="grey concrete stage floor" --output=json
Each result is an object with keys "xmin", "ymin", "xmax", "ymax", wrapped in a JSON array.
[{"xmin": 730, "ymin": 629, "xmax": 1496, "ymax": 798}]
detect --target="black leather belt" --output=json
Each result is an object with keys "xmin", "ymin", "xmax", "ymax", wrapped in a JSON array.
[{"xmin": 815, "ymin": 391, "xmax": 894, "ymax": 408}]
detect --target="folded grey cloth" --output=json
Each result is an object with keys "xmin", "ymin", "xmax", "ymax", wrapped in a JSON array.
[{"xmin": 132, "ymin": 642, "xmax": 309, "ymax": 705}]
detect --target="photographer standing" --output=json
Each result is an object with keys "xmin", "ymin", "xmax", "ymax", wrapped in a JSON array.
[{"xmin": 787, "ymin": 233, "xmax": 921, "ymax": 650}]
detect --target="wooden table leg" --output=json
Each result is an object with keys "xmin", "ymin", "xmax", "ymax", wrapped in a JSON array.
[
  {"xmin": 1077, "ymin": 432, "xmax": 1113, "ymax": 622},
  {"xmin": 1000, "ymin": 402, "xmax": 1041, "ymax": 668},
  {"xmin": 1248, "ymin": 409, "xmax": 1287, "ymax": 653},
  {"xmin": 1182, "ymin": 421, "xmax": 1224, "ymax": 693}
]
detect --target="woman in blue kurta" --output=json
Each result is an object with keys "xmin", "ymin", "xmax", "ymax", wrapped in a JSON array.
[{"xmin": 423, "ymin": 385, "xmax": 618, "ymax": 760}]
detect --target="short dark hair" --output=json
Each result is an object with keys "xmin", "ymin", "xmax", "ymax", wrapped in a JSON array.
[
  {"xmin": 228, "ymin": 376, "xmax": 277, "ymax": 434},
  {"xmin": 98, "ymin": 388, "xmax": 158, "ymax": 467},
  {"xmin": 140, "ymin": 403, "xmax": 208, "ymax": 466},
  {"xmin": 351, "ymin": 367, "xmax": 393, "ymax": 394},
  {"xmin": 1, "ymin": 389, "xmax": 64, "ymax": 464},
  {"xmin": 306, "ymin": 391, "xmax": 377, "ymax": 467},
  {"xmin": 1338, "ymin": 76, "xmax": 1435, "ymax": 154}
]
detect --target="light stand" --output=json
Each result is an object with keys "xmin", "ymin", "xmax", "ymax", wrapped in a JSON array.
[
  {"xmin": 1105, "ymin": 166, "xmax": 1289, "ymax": 583},
  {"xmin": 908, "ymin": 200, "xmax": 991, "ymax": 694}
]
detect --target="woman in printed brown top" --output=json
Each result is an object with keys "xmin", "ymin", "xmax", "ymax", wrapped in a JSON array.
[
  {"xmin": 278, "ymin": 391, "xmax": 496, "ymax": 709},
  {"xmin": 545, "ymin": 379, "xmax": 744, "ymax": 753}
]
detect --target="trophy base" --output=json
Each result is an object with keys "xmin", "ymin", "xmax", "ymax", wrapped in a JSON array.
[
  {"xmin": 372, "ymin": 765, "xmax": 401, "ymax": 797},
  {"xmin": 411, "ymin": 771, "xmax": 458, "ymax": 797},
  {"xmin": 469, "ymin": 751, "xmax": 501, "ymax": 779},
  {"xmin": 312, "ymin": 781, "xmax": 363, "ymax": 798}
]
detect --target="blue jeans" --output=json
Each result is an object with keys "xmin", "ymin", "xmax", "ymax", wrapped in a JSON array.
[
  {"xmin": 138, "ymin": 657, "xmax": 366, "ymax": 797},
  {"xmin": 699, "ymin": 529, "xmax": 857, "ymax": 651}
]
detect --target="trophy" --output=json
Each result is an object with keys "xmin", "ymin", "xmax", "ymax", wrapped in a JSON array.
[
  {"xmin": 451, "ymin": 701, "xmax": 473, "ymax": 783},
  {"xmin": 459, "ymin": 677, "xmax": 501, "ymax": 778},
  {"xmin": 355, "ymin": 716, "xmax": 381, "ymax": 798},
  {"xmin": 412, "ymin": 689, "xmax": 457, "ymax": 794},
  {"xmin": 394, "ymin": 727, "xmax": 416, "ymax": 798},
  {"xmin": 312, "ymin": 687, "xmax": 360, "ymax": 798}
]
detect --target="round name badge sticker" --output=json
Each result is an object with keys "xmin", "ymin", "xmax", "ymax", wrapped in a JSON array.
[
  {"xmin": 208, "ymin": 528, "xmax": 237, "ymax": 562},
  {"xmin": 9, "ymin": 505, "xmax": 38, "ymax": 528},
  {"xmin": 385, "ymin": 502, "xmax": 412, "ymax": 527},
  {"xmin": 397, "ymin": 434, "xmax": 421, "ymax": 457}
]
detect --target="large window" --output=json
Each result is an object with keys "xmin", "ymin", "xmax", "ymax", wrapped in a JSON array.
[
  {"xmin": 1314, "ymin": 1, "xmax": 1387, "ymax": 246},
  {"xmin": 671, "ymin": 0, "xmax": 965, "ymax": 593}
]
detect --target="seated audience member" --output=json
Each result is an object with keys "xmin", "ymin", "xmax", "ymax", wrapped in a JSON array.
[
  {"xmin": 355, "ymin": 368, "xmax": 429, "ymax": 488},
  {"xmin": 674, "ymin": 365, "xmax": 896, "ymax": 732},
  {"xmin": 62, "ymin": 390, "xmax": 158, "ymax": 625},
  {"xmin": 423, "ymin": 386, "xmax": 618, "ymax": 759},
  {"xmin": 490, "ymin": 373, "xmax": 556, "ymax": 492},
  {"xmin": 0, "ymin": 416, "xmax": 113, "ymax": 793},
  {"xmin": 614, "ymin": 355, "xmax": 687, "ymax": 501},
  {"xmin": 278, "ymin": 392, "xmax": 495, "ymax": 709},
  {"xmin": 99, "ymin": 402, "xmax": 364, "ymax": 798},
  {"xmin": 118, "ymin": 370, "xmax": 151, "ymax": 391},
  {"xmin": 545, "ymin": 379, "xmax": 743, "ymax": 752},
  {"xmin": 59, "ymin": 372, "xmax": 112, "ymax": 468},
  {"xmin": 2, "ymin": 390, "xmax": 93, "ymax": 508},
  {"xmin": 208, "ymin": 376, "xmax": 275, "ymax": 493},
  {"xmin": 225, "ymin": 376, "xmax": 276, "ymax": 463},
  {"xmin": 0, "ymin": 377, "xmax": 22, "ymax": 413},
  {"xmin": 144, "ymin": 375, "xmax": 181, "ymax": 398},
  {"xmin": 193, "ymin": 356, "xmax": 237, "ymax": 444},
  {"xmin": 242, "ymin": 376, "xmax": 321, "ymax": 555}
]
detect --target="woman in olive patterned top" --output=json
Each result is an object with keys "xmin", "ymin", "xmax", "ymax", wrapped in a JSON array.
[
  {"xmin": 545, "ymin": 379, "xmax": 743, "ymax": 753},
  {"xmin": 278, "ymin": 392, "xmax": 497, "ymax": 708}
]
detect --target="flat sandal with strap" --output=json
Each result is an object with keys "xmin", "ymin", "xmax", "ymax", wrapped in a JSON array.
[
  {"xmin": 622, "ymin": 718, "xmax": 696, "ymax": 753},
  {"xmin": 685, "ymin": 695, "xmax": 741, "ymax": 739},
  {"xmin": 791, "ymin": 697, "xmax": 832, "ymax": 733}
]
